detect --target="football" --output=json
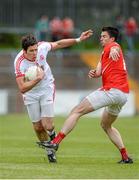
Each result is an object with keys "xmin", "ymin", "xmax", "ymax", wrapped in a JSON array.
[{"xmin": 25, "ymin": 66, "xmax": 41, "ymax": 81}]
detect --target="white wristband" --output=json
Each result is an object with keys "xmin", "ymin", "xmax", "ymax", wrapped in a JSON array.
[{"xmin": 75, "ymin": 38, "xmax": 81, "ymax": 43}]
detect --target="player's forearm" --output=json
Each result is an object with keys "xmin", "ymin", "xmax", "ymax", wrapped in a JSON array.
[
  {"xmin": 55, "ymin": 38, "xmax": 78, "ymax": 49},
  {"xmin": 21, "ymin": 80, "xmax": 39, "ymax": 93},
  {"xmin": 16, "ymin": 77, "xmax": 41, "ymax": 93},
  {"xmin": 88, "ymin": 61, "xmax": 102, "ymax": 78},
  {"xmin": 51, "ymin": 29, "xmax": 93, "ymax": 50},
  {"xmin": 95, "ymin": 61, "xmax": 102, "ymax": 77},
  {"xmin": 95, "ymin": 68, "xmax": 102, "ymax": 77}
]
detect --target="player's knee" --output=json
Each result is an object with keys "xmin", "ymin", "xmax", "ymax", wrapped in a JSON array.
[
  {"xmin": 46, "ymin": 123, "xmax": 55, "ymax": 132},
  {"xmin": 41, "ymin": 118, "xmax": 54, "ymax": 131}
]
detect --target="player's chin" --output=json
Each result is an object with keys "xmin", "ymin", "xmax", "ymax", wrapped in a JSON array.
[{"xmin": 31, "ymin": 57, "xmax": 36, "ymax": 61}]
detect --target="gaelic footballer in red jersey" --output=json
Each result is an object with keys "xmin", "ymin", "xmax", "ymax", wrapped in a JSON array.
[
  {"xmin": 100, "ymin": 41, "xmax": 129, "ymax": 93},
  {"xmin": 42, "ymin": 27, "xmax": 133, "ymax": 164}
]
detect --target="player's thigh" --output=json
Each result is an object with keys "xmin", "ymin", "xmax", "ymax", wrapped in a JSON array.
[
  {"xmin": 26, "ymin": 102, "xmax": 41, "ymax": 122},
  {"xmin": 86, "ymin": 89, "xmax": 113, "ymax": 110},
  {"xmin": 108, "ymin": 88, "xmax": 128, "ymax": 106},
  {"xmin": 105, "ymin": 88, "xmax": 128, "ymax": 116},
  {"xmin": 71, "ymin": 98, "xmax": 94, "ymax": 115},
  {"xmin": 86, "ymin": 88, "xmax": 128, "ymax": 112},
  {"xmin": 40, "ymin": 93, "xmax": 54, "ymax": 118},
  {"xmin": 105, "ymin": 104, "xmax": 122, "ymax": 116}
]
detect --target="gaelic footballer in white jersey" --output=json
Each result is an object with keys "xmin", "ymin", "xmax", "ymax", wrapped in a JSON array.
[{"xmin": 14, "ymin": 42, "xmax": 55, "ymax": 106}]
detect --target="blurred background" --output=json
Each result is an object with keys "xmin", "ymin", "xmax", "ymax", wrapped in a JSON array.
[{"xmin": 0, "ymin": 0, "xmax": 139, "ymax": 116}]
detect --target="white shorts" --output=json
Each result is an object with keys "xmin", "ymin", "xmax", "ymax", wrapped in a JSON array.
[
  {"xmin": 86, "ymin": 88, "xmax": 128, "ymax": 116},
  {"xmin": 26, "ymin": 93, "xmax": 54, "ymax": 122}
]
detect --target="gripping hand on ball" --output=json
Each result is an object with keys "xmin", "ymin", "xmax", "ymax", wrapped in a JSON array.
[{"xmin": 36, "ymin": 67, "xmax": 45, "ymax": 80}]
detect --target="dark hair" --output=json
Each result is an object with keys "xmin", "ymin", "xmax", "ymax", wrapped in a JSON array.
[
  {"xmin": 102, "ymin": 27, "xmax": 119, "ymax": 41},
  {"xmin": 21, "ymin": 34, "xmax": 37, "ymax": 51}
]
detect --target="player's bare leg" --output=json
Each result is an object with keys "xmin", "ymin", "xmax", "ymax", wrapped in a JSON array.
[
  {"xmin": 101, "ymin": 110, "xmax": 133, "ymax": 163},
  {"xmin": 41, "ymin": 99, "xmax": 133, "ymax": 163},
  {"xmin": 100, "ymin": 110, "xmax": 124, "ymax": 149},
  {"xmin": 41, "ymin": 117, "xmax": 56, "ymax": 140},
  {"xmin": 44, "ymin": 98, "xmax": 94, "ymax": 147},
  {"xmin": 39, "ymin": 98, "xmax": 94, "ymax": 150},
  {"xmin": 33, "ymin": 121, "xmax": 48, "ymax": 141},
  {"xmin": 34, "ymin": 120, "xmax": 57, "ymax": 163},
  {"xmin": 61, "ymin": 98, "xmax": 94, "ymax": 135}
]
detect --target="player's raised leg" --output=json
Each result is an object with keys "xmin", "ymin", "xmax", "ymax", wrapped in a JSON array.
[
  {"xmin": 40, "ymin": 98, "xmax": 94, "ymax": 150},
  {"xmin": 61, "ymin": 99, "xmax": 93, "ymax": 134}
]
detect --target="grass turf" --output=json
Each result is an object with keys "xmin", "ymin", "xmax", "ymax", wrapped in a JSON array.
[{"xmin": 0, "ymin": 114, "xmax": 139, "ymax": 179}]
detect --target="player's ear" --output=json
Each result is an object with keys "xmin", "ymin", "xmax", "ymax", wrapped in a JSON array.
[
  {"xmin": 111, "ymin": 37, "xmax": 115, "ymax": 42},
  {"xmin": 23, "ymin": 49, "xmax": 27, "ymax": 54}
]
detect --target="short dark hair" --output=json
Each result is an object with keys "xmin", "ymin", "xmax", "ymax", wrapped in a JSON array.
[
  {"xmin": 102, "ymin": 27, "xmax": 119, "ymax": 41},
  {"xmin": 21, "ymin": 34, "xmax": 37, "ymax": 51}
]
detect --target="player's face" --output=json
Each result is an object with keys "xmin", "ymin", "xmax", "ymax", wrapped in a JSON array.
[
  {"xmin": 24, "ymin": 44, "xmax": 38, "ymax": 61},
  {"xmin": 100, "ymin": 31, "xmax": 114, "ymax": 47}
]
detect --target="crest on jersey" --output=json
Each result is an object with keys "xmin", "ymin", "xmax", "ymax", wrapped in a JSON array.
[{"xmin": 40, "ymin": 55, "xmax": 45, "ymax": 61}]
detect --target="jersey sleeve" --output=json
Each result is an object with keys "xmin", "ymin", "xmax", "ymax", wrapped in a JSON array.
[
  {"xmin": 38, "ymin": 41, "xmax": 52, "ymax": 52},
  {"xmin": 14, "ymin": 60, "xmax": 25, "ymax": 78}
]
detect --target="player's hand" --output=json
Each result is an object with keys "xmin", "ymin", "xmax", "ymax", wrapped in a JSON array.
[
  {"xmin": 88, "ymin": 69, "xmax": 96, "ymax": 78},
  {"xmin": 80, "ymin": 29, "xmax": 93, "ymax": 41},
  {"xmin": 36, "ymin": 67, "xmax": 45, "ymax": 80},
  {"xmin": 109, "ymin": 47, "xmax": 120, "ymax": 61}
]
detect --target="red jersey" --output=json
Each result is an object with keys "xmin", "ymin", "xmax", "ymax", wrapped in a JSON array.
[{"xmin": 101, "ymin": 42, "xmax": 129, "ymax": 93}]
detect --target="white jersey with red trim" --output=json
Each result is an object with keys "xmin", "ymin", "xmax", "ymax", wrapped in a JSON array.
[{"xmin": 14, "ymin": 42, "xmax": 54, "ymax": 105}]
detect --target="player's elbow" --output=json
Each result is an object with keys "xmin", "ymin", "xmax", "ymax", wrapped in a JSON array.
[
  {"xmin": 18, "ymin": 86, "xmax": 28, "ymax": 94},
  {"xmin": 20, "ymin": 88, "xmax": 27, "ymax": 94}
]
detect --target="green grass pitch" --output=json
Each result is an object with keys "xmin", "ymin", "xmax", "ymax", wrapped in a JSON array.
[{"xmin": 0, "ymin": 114, "xmax": 139, "ymax": 179}]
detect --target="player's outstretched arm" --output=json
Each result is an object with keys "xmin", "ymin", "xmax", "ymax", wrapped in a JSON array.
[{"xmin": 51, "ymin": 29, "xmax": 93, "ymax": 50}]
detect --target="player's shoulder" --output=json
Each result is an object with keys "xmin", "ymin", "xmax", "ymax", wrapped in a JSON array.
[
  {"xmin": 109, "ymin": 42, "xmax": 120, "ymax": 48},
  {"xmin": 38, "ymin": 41, "xmax": 52, "ymax": 52},
  {"xmin": 14, "ymin": 50, "xmax": 27, "ymax": 69},
  {"xmin": 14, "ymin": 50, "xmax": 24, "ymax": 63},
  {"xmin": 105, "ymin": 42, "xmax": 120, "ymax": 51},
  {"xmin": 38, "ymin": 41, "xmax": 51, "ymax": 48}
]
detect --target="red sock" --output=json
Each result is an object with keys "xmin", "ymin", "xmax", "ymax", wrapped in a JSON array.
[
  {"xmin": 51, "ymin": 132, "xmax": 66, "ymax": 144},
  {"xmin": 120, "ymin": 148, "xmax": 129, "ymax": 160}
]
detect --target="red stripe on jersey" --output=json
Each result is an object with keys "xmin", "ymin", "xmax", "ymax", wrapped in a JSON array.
[
  {"xmin": 16, "ymin": 74, "xmax": 25, "ymax": 78},
  {"xmin": 15, "ymin": 54, "xmax": 24, "ymax": 77}
]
